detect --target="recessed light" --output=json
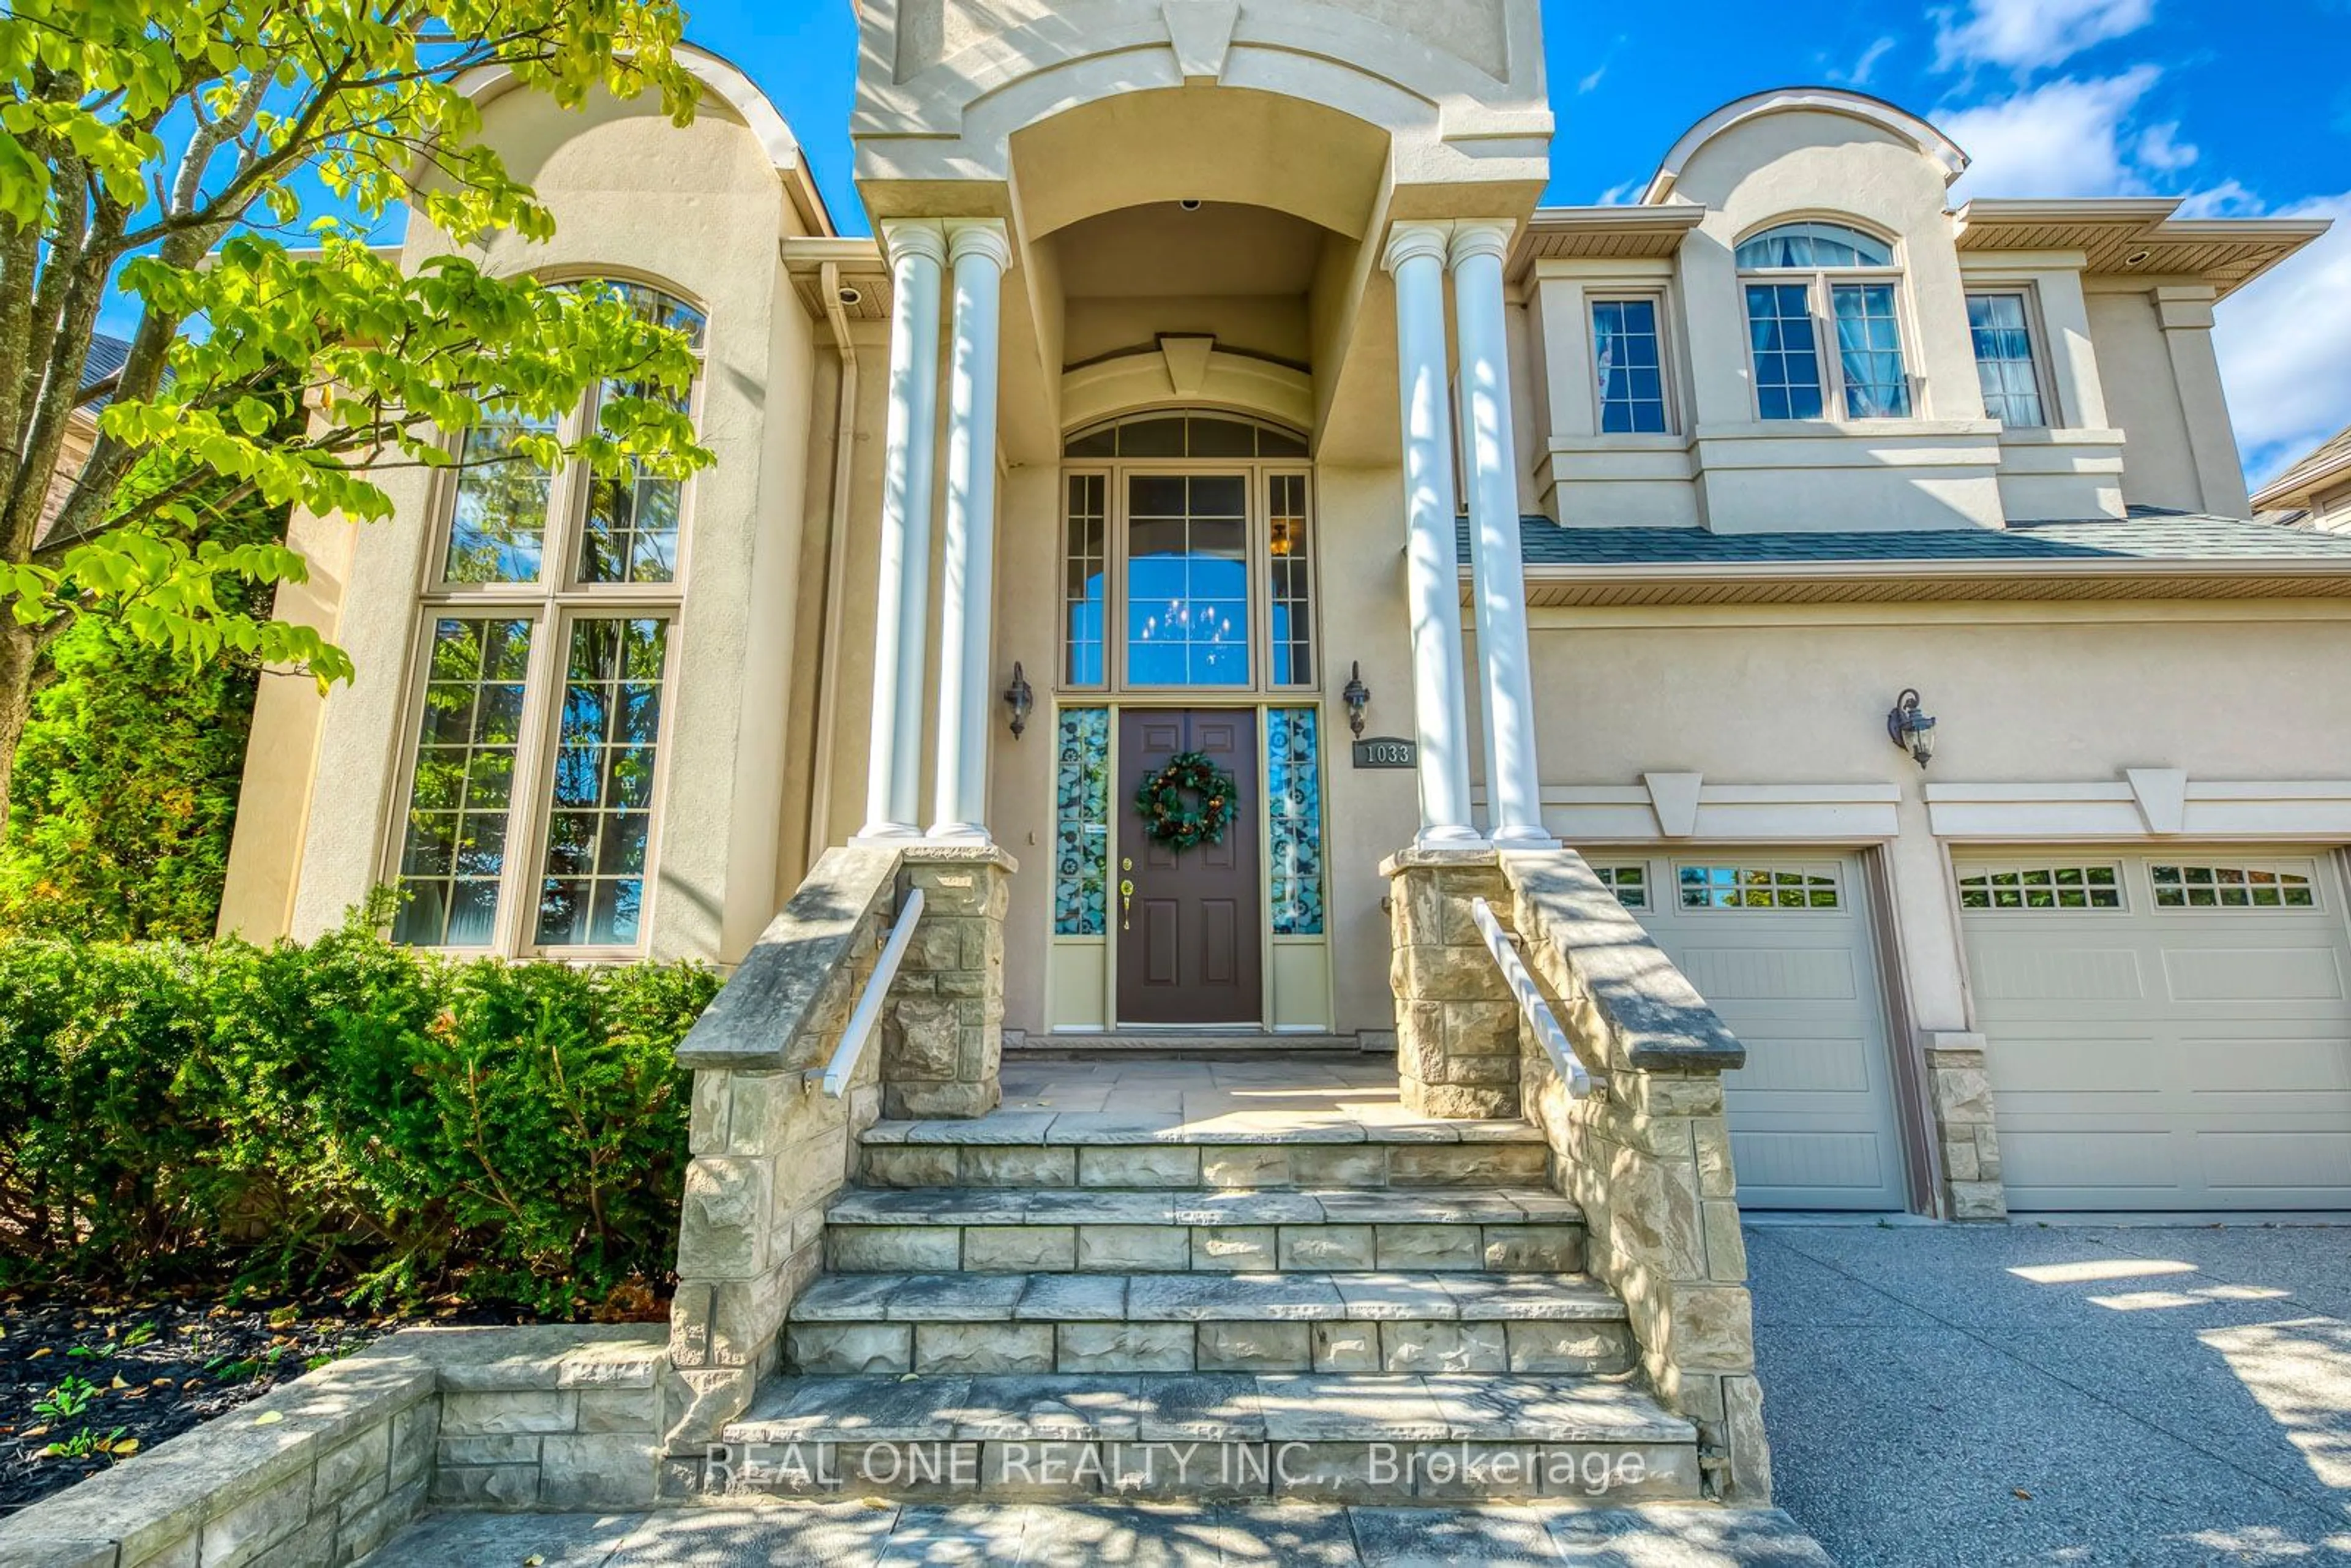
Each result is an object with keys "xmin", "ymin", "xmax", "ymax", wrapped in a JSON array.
[
  {"xmin": 838, "ymin": 286, "xmax": 864, "ymax": 306},
  {"xmin": 1179, "ymin": 199, "xmax": 1203, "ymax": 212},
  {"xmin": 2123, "ymin": 250, "xmax": 2151, "ymax": 267}
]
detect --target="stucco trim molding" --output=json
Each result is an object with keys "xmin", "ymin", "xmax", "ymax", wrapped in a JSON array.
[
  {"xmin": 1061, "ymin": 343, "xmax": 1315, "ymax": 432},
  {"xmin": 1513, "ymin": 778, "xmax": 1903, "ymax": 842},
  {"xmin": 1645, "ymin": 88, "xmax": 1970, "ymax": 203},
  {"xmin": 1924, "ymin": 776, "xmax": 2351, "ymax": 840}
]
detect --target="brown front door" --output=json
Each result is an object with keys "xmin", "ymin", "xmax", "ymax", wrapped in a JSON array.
[{"xmin": 1117, "ymin": 709, "xmax": 1262, "ymax": 1025}]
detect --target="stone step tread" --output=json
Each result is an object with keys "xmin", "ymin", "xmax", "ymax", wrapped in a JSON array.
[
  {"xmin": 791, "ymin": 1270, "xmax": 1627, "ymax": 1326},
  {"xmin": 728, "ymin": 1371, "xmax": 1696, "ymax": 1446},
  {"xmin": 825, "ymin": 1186, "xmax": 1580, "ymax": 1228},
  {"xmin": 863, "ymin": 1112, "xmax": 1543, "ymax": 1148}
]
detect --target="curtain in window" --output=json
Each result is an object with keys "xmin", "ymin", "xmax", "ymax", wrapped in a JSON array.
[{"xmin": 1831, "ymin": 283, "xmax": 1911, "ymax": 418}]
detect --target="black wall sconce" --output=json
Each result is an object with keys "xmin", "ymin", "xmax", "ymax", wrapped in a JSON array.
[
  {"xmin": 1002, "ymin": 662, "xmax": 1034, "ymax": 738},
  {"xmin": 1341, "ymin": 661, "xmax": 1371, "ymax": 737},
  {"xmin": 1886, "ymin": 688, "xmax": 1937, "ymax": 768}
]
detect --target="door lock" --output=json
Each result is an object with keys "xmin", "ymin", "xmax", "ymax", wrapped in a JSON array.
[{"xmin": 1119, "ymin": 878, "xmax": 1135, "ymax": 930}]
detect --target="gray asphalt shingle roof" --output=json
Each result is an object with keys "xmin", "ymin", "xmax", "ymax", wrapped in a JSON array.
[{"xmin": 1463, "ymin": 507, "xmax": 2351, "ymax": 569}]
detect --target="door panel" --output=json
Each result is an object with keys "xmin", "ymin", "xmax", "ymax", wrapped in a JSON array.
[
  {"xmin": 1591, "ymin": 854, "xmax": 1907, "ymax": 1210},
  {"xmin": 1117, "ymin": 709, "xmax": 1262, "ymax": 1024},
  {"xmin": 1959, "ymin": 851, "xmax": 2351, "ymax": 1210}
]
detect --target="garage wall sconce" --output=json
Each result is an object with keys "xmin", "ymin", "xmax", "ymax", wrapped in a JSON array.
[{"xmin": 1886, "ymin": 688, "xmax": 1937, "ymax": 768}]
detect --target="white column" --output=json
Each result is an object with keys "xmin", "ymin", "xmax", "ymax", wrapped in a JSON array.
[
  {"xmin": 931, "ymin": 222, "xmax": 1012, "ymax": 841},
  {"xmin": 1382, "ymin": 222, "xmax": 1480, "ymax": 850},
  {"xmin": 1450, "ymin": 221, "xmax": 1554, "ymax": 848},
  {"xmin": 858, "ymin": 222, "xmax": 947, "ymax": 842}
]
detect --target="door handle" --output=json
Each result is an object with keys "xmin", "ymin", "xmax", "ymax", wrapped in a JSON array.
[{"xmin": 1119, "ymin": 878, "xmax": 1135, "ymax": 930}]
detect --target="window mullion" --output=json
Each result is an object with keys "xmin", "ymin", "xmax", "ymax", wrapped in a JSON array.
[{"xmin": 497, "ymin": 604, "xmax": 561, "ymax": 955}]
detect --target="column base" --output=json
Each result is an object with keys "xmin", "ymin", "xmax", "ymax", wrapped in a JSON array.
[
  {"xmin": 882, "ymin": 847, "xmax": 1018, "ymax": 1120},
  {"xmin": 1414, "ymin": 825, "xmax": 1487, "ymax": 851},
  {"xmin": 851, "ymin": 823, "xmax": 927, "ymax": 846},
  {"xmin": 924, "ymin": 823, "xmax": 994, "ymax": 845},
  {"xmin": 1489, "ymin": 826, "xmax": 1561, "ymax": 850},
  {"xmin": 1384, "ymin": 850, "xmax": 1521, "ymax": 1120}
]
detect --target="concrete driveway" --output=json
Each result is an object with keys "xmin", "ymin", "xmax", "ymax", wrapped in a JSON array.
[{"xmin": 1749, "ymin": 1221, "xmax": 2351, "ymax": 1566}]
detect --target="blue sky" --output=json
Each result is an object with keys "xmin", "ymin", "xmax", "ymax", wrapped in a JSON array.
[{"xmin": 680, "ymin": 0, "xmax": 2351, "ymax": 488}]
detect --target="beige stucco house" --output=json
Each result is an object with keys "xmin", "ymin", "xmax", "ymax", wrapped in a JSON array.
[{"xmin": 222, "ymin": 0, "xmax": 2351, "ymax": 1238}]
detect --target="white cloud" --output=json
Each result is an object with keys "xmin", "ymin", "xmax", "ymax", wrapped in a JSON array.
[
  {"xmin": 2213, "ymin": 192, "xmax": 2351, "ymax": 486},
  {"xmin": 1830, "ymin": 36, "xmax": 1899, "ymax": 89},
  {"xmin": 1935, "ymin": 0, "xmax": 2157, "ymax": 73},
  {"xmin": 1578, "ymin": 64, "xmax": 1608, "ymax": 94},
  {"xmin": 1593, "ymin": 177, "xmax": 1645, "ymax": 207},
  {"xmin": 2135, "ymin": 122, "xmax": 2197, "ymax": 173},
  {"xmin": 2174, "ymin": 179, "xmax": 2262, "ymax": 219},
  {"xmin": 1943, "ymin": 68, "xmax": 2163, "ymax": 200}
]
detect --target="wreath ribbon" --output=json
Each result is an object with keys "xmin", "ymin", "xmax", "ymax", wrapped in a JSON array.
[{"xmin": 1134, "ymin": 750, "xmax": 1240, "ymax": 853}]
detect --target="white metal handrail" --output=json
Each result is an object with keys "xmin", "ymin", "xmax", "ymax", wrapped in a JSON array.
[
  {"xmin": 819, "ymin": 887, "xmax": 925, "ymax": 1099},
  {"xmin": 1469, "ymin": 896, "xmax": 1600, "ymax": 1100}
]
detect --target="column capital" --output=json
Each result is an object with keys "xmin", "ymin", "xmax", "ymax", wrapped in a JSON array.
[
  {"xmin": 1448, "ymin": 220, "xmax": 1517, "ymax": 269},
  {"xmin": 945, "ymin": 219, "xmax": 1014, "ymax": 271},
  {"xmin": 881, "ymin": 220, "xmax": 950, "ymax": 269},
  {"xmin": 1382, "ymin": 220, "xmax": 1453, "ymax": 274}
]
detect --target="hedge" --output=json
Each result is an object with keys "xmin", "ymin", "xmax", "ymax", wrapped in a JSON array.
[{"xmin": 0, "ymin": 909, "xmax": 718, "ymax": 1317}]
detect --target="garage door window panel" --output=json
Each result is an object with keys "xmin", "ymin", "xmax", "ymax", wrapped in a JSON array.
[
  {"xmin": 1592, "ymin": 863, "xmax": 1649, "ymax": 910},
  {"xmin": 1678, "ymin": 863, "xmax": 1840, "ymax": 911},
  {"xmin": 2150, "ymin": 863, "xmax": 2319, "ymax": 910},
  {"xmin": 1957, "ymin": 864, "xmax": 2124, "ymax": 912}
]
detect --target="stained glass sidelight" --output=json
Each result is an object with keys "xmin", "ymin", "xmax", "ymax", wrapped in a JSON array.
[
  {"xmin": 1267, "ymin": 708, "xmax": 1325, "ymax": 936},
  {"xmin": 393, "ymin": 617, "xmax": 535, "ymax": 946},
  {"xmin": 1054, "ymin": 708, "xmax": 1112, "ymax": 936},
  {"xmin": 536, "ymin": 617, "xmax": 670, "ymax": 946}
]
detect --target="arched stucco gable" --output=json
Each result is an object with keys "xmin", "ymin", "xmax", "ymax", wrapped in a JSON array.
[{"xmin": 1645, "ymin": 88, "xmax": 1969, "ymax": 205}]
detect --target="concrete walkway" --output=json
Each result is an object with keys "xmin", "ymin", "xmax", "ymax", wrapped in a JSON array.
[{"xmin": 1751, "ymin": 1221, "xmax": 2351, "ymax": 1566}]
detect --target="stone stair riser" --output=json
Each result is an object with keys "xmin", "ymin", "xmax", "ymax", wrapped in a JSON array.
[
  {"xmin": 823, "ymin": 1223, "xmax": 1586, "ymax": 1275},
  {"xmin": 694, "ymin": 1437, "xmax": 1702, "ymax": 1506},
  {"xmin": 857, "ymin": 1142, "xmax": 1550, "ymax": 1191},
  {"xmin": 786, "ymin": 1318, "xmax": 1637, "ymax": 1377}
]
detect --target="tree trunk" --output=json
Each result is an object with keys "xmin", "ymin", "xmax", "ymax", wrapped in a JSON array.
[{"xmin": 0, "ymin": 623, "xmax": 37, "ymax": 837}]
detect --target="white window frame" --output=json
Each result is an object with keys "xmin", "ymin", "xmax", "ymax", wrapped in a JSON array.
[
  {"xmin": 1736, "ymin": 222, "xmax": 1920, "ymax": 422},
  {"xmin": 386, "ymin": 276, "xmax": 703, "ymax": 958},
  {"xmin": 1963, "ymin": 285, "xmax": 2057, "ymax": 430},
  {"xmin": 1587, "ymin": 291, "xmax": 1678, "ymax": 437}
]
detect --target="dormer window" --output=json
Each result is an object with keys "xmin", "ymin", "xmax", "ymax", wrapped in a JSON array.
[{"xmin": 1736, "ymin": 221, "xmax": 1913, "ymax": 421}]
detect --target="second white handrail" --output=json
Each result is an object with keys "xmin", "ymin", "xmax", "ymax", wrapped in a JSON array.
[{"xmin": 1469, "ymin": 896, "xmax": 1600, "ymax": 1100}]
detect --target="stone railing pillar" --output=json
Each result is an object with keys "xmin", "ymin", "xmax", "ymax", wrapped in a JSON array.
[
  {"xmin": 882, "ymin": 846, "xmax": 1015, "ymax": 1118},
  {"xmin": 1381, "ymin": 846, "xmax": 1521, "ymax": 1118}
]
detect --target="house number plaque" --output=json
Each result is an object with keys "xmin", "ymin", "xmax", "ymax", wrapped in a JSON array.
[{"xmin": 1352, "ymin": 737, "xmax": 1417, "ymax": 769}]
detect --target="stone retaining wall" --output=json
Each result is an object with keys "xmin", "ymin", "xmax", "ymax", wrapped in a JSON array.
[
  {"xmin": 0, "ymin": 1327, "xmax": 681, "ymax": 1568},
  {"xmin": 1499, "ymin": 847, "xmax": 1774, "ymax": 1506}
]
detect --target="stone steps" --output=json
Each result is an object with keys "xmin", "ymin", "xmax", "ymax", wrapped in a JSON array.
[
  {"xmin": 718, "ymin": 1371, "xmax": 1701, "ymax": 1504},
  {"xmin": 1007, "ymin": 1032, "xmax": 1371, "ymax": 1056},
  {"xmin": 859, "ymin": 1116, "xmax": 1548, "ymax": 1190},
  {"xmin": 821, "ymin": 1187, "xmax": 1586, "ymax": 1276},
  {"xmin": 784, "ymin": 1270, "xmax": 1638, "ymax": 1378}
]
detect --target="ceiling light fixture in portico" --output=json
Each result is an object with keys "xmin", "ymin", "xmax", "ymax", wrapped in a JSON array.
[
  {"xmin": 1179, "ymin": 198, "xmax": 1203, "ymax": 211},
  {"xmin": 1886, "ymin": 688, "xmax": 1937, "ymax": 768}
]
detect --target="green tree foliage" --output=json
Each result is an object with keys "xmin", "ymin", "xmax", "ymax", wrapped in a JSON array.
[
  {"xmin": 0, "ymin": 488, "xmax": 285, "ymax": 939},
  {"xmin": 0, "ymin": 0, "xmax": 713, "ymax": 828},
  {"xmin": 0, "ymin": 907, "xmax": 716, "ymax": 1316}
]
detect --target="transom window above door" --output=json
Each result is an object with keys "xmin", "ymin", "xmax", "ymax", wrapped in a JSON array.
[
  {"xmin": 1736, "ymin": 220, "xmax": 1913, "ymax": 421},
  {"xmin": 1060, "ymin": 412, "xmax": 1316, "ymax": 694}
]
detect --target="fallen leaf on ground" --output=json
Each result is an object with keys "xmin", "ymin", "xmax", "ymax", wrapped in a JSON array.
[
  {"xmin": 250, "ymin": 1411, "xmax": 283, "ymax": 1426},
  {"xmin": 2012, "ymin": 1488, "xmax": 2033, "ymax": 1500}
]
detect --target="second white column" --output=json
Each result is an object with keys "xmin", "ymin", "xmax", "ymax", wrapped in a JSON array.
[{"xmin": 931, "ymin": 222, "xmax": 1012, "ymax": 841}]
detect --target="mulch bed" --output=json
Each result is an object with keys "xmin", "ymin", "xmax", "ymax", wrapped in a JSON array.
[{"xmin": 0, "ymin": 1285, "xmax": 545, "ymax": 1518}]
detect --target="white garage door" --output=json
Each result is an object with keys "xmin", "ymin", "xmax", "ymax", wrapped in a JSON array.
[
  {"xmin": 1959, "ymin": 853, "xmax": 2351, "ymax": 1212},
  {"xmin": 1589, "ymin": 855, "xmax": 1908, "ymax": 1211}
]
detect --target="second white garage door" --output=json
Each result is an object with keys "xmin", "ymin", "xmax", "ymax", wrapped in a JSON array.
[
  {"xmin": 1588, "ymin": 854, "xmax": 1908, "ymax": 1211},
  {"xmin": 1959, "ymin": 852, "xmax": 2351, "ymax": 1212}
]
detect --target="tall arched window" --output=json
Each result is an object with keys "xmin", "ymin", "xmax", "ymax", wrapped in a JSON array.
[
  {"xmin": 1736, "ymin": 221, "xmax": 1912, "ymax": 420},
  {"xmin": 390, "ymin": 279, "xmax": 705, "ymax": 953}
]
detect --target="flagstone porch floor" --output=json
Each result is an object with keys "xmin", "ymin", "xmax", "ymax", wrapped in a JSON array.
[{"xmin": 907, "ymin": 1057, "xmax": 1535, "ymax": 1144}]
